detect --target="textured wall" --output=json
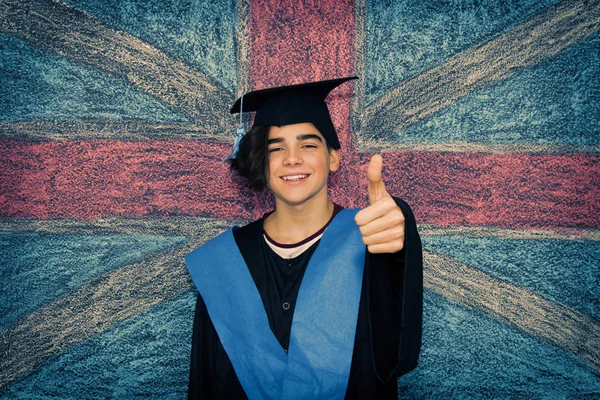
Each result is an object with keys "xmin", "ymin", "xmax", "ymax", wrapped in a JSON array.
[{"xmin": 1, "ymin": 0, "xmax": 599, "ymax": 398}]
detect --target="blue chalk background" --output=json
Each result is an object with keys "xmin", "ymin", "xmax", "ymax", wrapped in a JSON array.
[{"xmin": 1, "ymin": 0, "xmax": 599, "ymax": 398}]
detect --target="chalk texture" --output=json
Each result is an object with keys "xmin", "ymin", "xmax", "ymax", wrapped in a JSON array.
[
  {"xmin": 423, "ymin": 235, "xmax": 600, "ymax": 318},
  {"xmin": 63, "ymin": 0, "xmax": 239, "ymax": 93},
  {"xmin": 364, "ymin": 0, "xmax": 559, "ymax": 102},
  {"xmin": 397, "ymin": 291, "xmax": 600, "ymax": 399},
  {"xmin": 0, "ymin": 34, "xmax": 188, "ymax": 122},
  {"xmin": 0, "ymin": 232, "xmax": 187, "ymax": 330},
  {"xmin": 0, "ymin": 0, "xmax": 599, "ymax": 398},
  {"xmin": 400, "ymin": 34, "xmax": 600, "ymax": 147},
  {"xmin": 358, "ymin": 0, "xmax": 600, "ymax": 146}
]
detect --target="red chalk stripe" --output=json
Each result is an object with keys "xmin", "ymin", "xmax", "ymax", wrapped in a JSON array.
[
  {"xmin": 350, "ymin": 151, "xmax": 600, "ymax": 230},
  {"xmin": 1, "ymin": 139, "xmax": 599, "ymax": 229},
  {"xmin": 249, "ymin": 0, "xmax": 356, "ymax": 150},
  {"xmin": 0, "ymin": 139, "xmax": 256, "ymax": 220}
]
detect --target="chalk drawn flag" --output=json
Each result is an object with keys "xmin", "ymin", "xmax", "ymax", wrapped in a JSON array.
[{"xmin": 1, "ymin": 0, "xmax": 599, "ymax": 398}]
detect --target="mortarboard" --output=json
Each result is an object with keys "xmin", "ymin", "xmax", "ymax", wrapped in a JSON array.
[{"xmin": 230, "ymin": 76, "xmax": 358, "ymax": 151}]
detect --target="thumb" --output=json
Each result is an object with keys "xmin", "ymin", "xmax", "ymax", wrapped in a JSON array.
[{"xmin": 367, "ymin": 154, "xmax": 387, "ymax": 205}]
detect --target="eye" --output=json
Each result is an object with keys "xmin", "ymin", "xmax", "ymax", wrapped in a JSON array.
[
  {"xmin": 301, "ymin": 143, "xmax": 318, "ymax": 149},
  {"xmin": 268, "ymin": 147, "xmax": 283, "ymax": 153}
]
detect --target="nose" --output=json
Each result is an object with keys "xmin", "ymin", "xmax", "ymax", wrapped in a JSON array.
[{"xmin": 283, "ymin": 146, "xmax": 302, "ymax": 166}]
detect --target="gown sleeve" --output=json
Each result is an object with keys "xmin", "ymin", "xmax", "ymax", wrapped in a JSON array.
[
  {"xmin": 367, "ymin": 197, "xmax": 423, "ymax": 381},
  {"xmin": 187, "ymin": 294, "xmax": 213, "ymax": 399},
  {"xmin": 188, "ymin": 293, "xmax": 248, "ymax": 399}
]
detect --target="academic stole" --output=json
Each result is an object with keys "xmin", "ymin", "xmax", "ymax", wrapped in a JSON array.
[{"xmin": 186, "ymin": 209, "xmax": 366, "ymax": 400}]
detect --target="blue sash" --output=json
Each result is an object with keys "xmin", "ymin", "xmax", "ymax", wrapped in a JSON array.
[{"xmin": 185, "ymin": 209, "xmax": 366, "ymax": 400}]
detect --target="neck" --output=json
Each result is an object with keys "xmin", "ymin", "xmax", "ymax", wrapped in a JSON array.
[{"xmin": 264, "ymin": 196, "xmax": 334, "ymax": 245}]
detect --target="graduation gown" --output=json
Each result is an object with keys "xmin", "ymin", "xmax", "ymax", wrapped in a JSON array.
[{"xmin": 187, "ymin": 198, "xmax": 422, "ymax": 399}]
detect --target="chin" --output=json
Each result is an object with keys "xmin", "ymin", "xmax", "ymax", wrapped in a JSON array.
[
  {"xmin": 270, "ymin": 180, "xmax": 328, "ymax": 208},
  {"xmin": 275, "ymin": 189, "xmax": 327, "ymax": 208},
  {"xmin": 276, "ymin": 195, "xmax": 312, "ymax": 207}
]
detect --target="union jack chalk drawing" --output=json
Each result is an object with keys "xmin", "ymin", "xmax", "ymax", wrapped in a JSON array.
[{"xmin": 0, "ymin": 0, "xmax": 599, "ymax": 398}]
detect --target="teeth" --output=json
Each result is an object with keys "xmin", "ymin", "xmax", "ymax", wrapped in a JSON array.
[{"xmin": 282, "ymin": 174, "xmax": 308, "ymax": 181}]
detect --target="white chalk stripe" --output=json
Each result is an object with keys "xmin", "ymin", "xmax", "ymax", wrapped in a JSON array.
[{"xmin": 425, "ymin": 251, "xmax": 600, "ymax": 373}]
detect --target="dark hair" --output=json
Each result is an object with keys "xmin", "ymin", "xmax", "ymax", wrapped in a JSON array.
[
  {"xmin": 228, "ymin": 124, "xmax": 336, "ymax": 191},
  {"xmin": 228, "ymin": 125, "xmax": 270, "ymax": 191}
]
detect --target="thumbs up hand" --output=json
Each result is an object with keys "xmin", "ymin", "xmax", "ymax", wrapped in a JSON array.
[{"xmin": 354, "ymin": 155, "xmax": 405, "ymax": 254}]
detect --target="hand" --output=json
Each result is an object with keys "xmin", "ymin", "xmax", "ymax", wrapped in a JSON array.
[{"xmin": 354, "ymin": 154, "xmax": 405, "ymax": 254}]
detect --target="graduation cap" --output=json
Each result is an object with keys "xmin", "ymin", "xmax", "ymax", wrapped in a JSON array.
[{"xmin": 230, "ymin": 76, "xmax": 358, "ymax": 153}]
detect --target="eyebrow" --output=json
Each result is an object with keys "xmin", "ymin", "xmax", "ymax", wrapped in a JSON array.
[
  {"xmin": 297, "ymin": 134, "xmax": 323, "ymax": 142},
  {"xmin": 267, "ymin": 134, "xmax": 323, "ymax": 146}
]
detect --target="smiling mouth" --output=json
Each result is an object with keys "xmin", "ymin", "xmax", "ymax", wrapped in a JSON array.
[{"xmin": 281, "ymin": 174, "xmax": 309, "ymax": 181}]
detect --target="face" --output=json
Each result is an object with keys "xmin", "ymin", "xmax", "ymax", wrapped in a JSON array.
[{"xmin": 267, "ymin": 122, "xmax": 340, "ymax": 208}]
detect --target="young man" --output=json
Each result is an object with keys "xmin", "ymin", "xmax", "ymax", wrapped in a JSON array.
[{"xmin": 186, "ymin": 77, "xmax": 422, "ymax": 399}]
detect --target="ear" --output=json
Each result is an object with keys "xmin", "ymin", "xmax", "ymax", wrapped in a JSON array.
[{"xmin": 329, "ymin": 148, "xmax": 341, "ymax": 172}]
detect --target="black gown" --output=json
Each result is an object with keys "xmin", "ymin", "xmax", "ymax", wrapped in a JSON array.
[{"xmin": 187, "ymin": 198, "xmax": 423, "ymax": 399}]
